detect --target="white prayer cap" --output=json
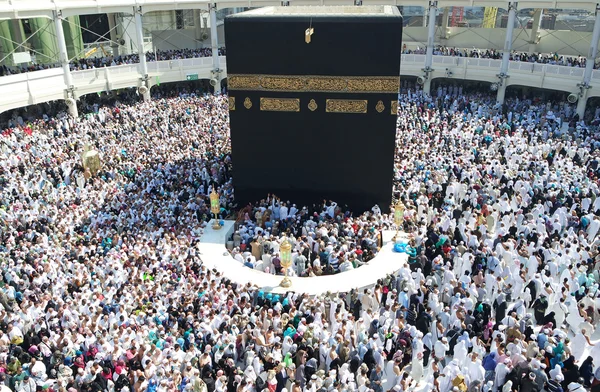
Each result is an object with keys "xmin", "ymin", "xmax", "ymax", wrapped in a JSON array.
[{"xmin": 555, "ymin": 374, "xmax": 564, "ymax": 382}]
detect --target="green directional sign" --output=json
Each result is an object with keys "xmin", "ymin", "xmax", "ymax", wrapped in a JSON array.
[{"xmin": 186, "ymin": 74, "xmax": 199, "ymax": 81}]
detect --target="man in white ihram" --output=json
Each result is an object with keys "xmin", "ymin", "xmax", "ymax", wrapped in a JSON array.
[{"xmin": 434, "ymin": 336, "xmax": 449, "ymax": 367}]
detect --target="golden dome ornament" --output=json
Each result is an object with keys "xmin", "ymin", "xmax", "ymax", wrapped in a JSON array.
[
  {"xmin": 81, "ymin": 144, "xmax": 102, "ymax": 176},
  {"xmin": 209, "ymin": 188, "xmax": 222, "ymax": 230},
  {"xmin": 244, "ymin": 97, "xmax": 252, "ymax": 109},
  {"xmin": 376, "ymin": 100, "xmax": 385, "ymax": 113},
  {"xmin": 392, "ymin": 200, "xmax": 405, "ymax": 241},
  {"xmin": 308, "ymin": 99, "xmax": 318, "ymax": 112},
  {"xmin": 279, "ymin": 236, "xmax": 293, "ymax": 288}
]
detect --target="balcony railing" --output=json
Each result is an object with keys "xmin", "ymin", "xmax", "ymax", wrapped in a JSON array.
[{"xmin": 1, "ymin": 54, "xmax": 599, "ymax": 114}]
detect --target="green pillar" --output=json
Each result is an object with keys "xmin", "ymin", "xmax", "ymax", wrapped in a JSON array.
[
  {"xmin": 10, "ymin": 20, "xmax": 26, "ymax": 52},
  {"xmin": 0, "ymin": 21, "xmax": 15, "ymax": 65},
  {"xmin": 28, "ymin": 17, "xmax": 58, "ymax": 64},
  {"xmin": 63, "ymin": 16, "xmax": 84, "ymax": 60}
]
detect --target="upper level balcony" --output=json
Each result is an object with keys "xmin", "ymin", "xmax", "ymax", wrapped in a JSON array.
[{"xmin": 1, "ymin": 53, "xmax": 599, "ymax": 113}]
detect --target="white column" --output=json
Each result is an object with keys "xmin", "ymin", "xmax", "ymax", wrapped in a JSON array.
[
  {"xmin": 528, "ymin": 9, "xmax": 542, "ymax": 52},
  {"xmin": 496, "ymin": 2, "xmax": 517, "ymax": 104},
  {"xmin": 423, "ymin": 1, "xmax": 437, "ymax": 95},
  {"xmin": 209, "ymin": 3, "xmax": 221, "ymax": 90},
  {"xmin": 54, "ymin": 10, "xmax": 78, "ymax": 117},
  {"xmin": 576, "ymin": 4, "xmax": 600, "ymax": 118},
  {"xmin": 104, "ymin": 67, "xmax": 112, "ymax": 93},
  {"xmin": 134, "ymin": 7, "xmax": 150, "ymax": 101}
]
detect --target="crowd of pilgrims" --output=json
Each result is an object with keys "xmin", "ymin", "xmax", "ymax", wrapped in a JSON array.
[
  {"xmin": 229, "ymin": 197, "xmax": 384, "ymax": 276},
  {"xmin": 0, "ymin": 43, "xmax": 597, "ymax": 76},
  {"xmin": 0, "ymin": 83, "xmax": 600, "ymax": 392},
  {"xmin": 401, "ymin": 46, "xmax": 599, "ymax": 69},
  {"xmin": 0, "ymin": 48, "xmax": 226, "ymax": 76}
]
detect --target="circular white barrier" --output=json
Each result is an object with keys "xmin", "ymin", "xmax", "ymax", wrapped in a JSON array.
[{"xmin": 197, "ymin": 220, "xmax": 409, "ymax": 294}]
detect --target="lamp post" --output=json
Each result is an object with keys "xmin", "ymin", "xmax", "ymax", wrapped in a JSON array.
[
  {"xmin": 279, "ymin": 236, "xmax": 292, "ymax": 288},
  {"xmin": 393, "ymin": 200, "xmax": 405, "ymax": 242},
  {"xmin": 210, "ymin": 188, "xmax": 221, "ymax": 230}
]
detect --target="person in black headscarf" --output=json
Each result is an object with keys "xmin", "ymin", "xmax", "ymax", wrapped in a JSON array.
[
  {"xmin": 368, "ymin": 320, "xmax": 379, "ymax": 338},
  {"xmin": 349, "ymin": 351, "xmax": 360, "ymax": 376},
  {"xmin": 580, "ymin": 356, "xmax": 595, "ymax": 387},
  {"xmin": 494, "ymin": 294, "xmax": 507, "ymax": 326},
  {"xmin": 562, "ymin": 356, "xmax": 580, "ymax": 389},
  {"xmin": 541, "ymin": 311, "xmax": 557, "ymax": 328},
  {"xmin": 415, "ymin": 310, "xmax": 432, "ymax": 336},
  {"xmin": 305, "ymin": 357, "xmax": 317, "ymax": 381},
  {"xmin": 202, "ymin": 365, "xmax": 216, "ymax": 392},
  {"xmin": 532, "ymin": 296, "xmax": 548, "ymax": 325},
  {"xmin": 363, "ymin": 348, "xmax": 376, "ymax": 373},
  {"xmin": 525, "ymin": 279, "xmax": 538, "ymax": 303}
]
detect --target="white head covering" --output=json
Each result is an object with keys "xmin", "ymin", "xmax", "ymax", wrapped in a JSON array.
[{"xmin": 502, "ymin": 380, "xmax": 513, "ymax": 392}]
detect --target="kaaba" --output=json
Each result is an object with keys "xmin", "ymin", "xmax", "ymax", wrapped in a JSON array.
[{"xmin": 225, "ymin": 6, "xmax": 402, "ymax": 212}]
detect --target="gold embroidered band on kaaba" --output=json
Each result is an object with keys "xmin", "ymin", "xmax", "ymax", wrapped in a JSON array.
[
  {"xmin": 326, "ymin": 99, "xmax": 368, "ymax": 114},
  {"xmin": 260, "ymin": 98, "xmax": 300, "ymax": 112},
  {"xmin": 228, "ymin": 74, "xmax": 400, "ymax": 93},
  {"xmin": 229, "ymin": 96, "xmax": 399, "ymax": 114}
]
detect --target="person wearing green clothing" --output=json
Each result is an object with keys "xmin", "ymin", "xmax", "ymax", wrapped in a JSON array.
[{"xmin": 6, "ymin": 357, "xmax": 21, "ymax": 375}]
